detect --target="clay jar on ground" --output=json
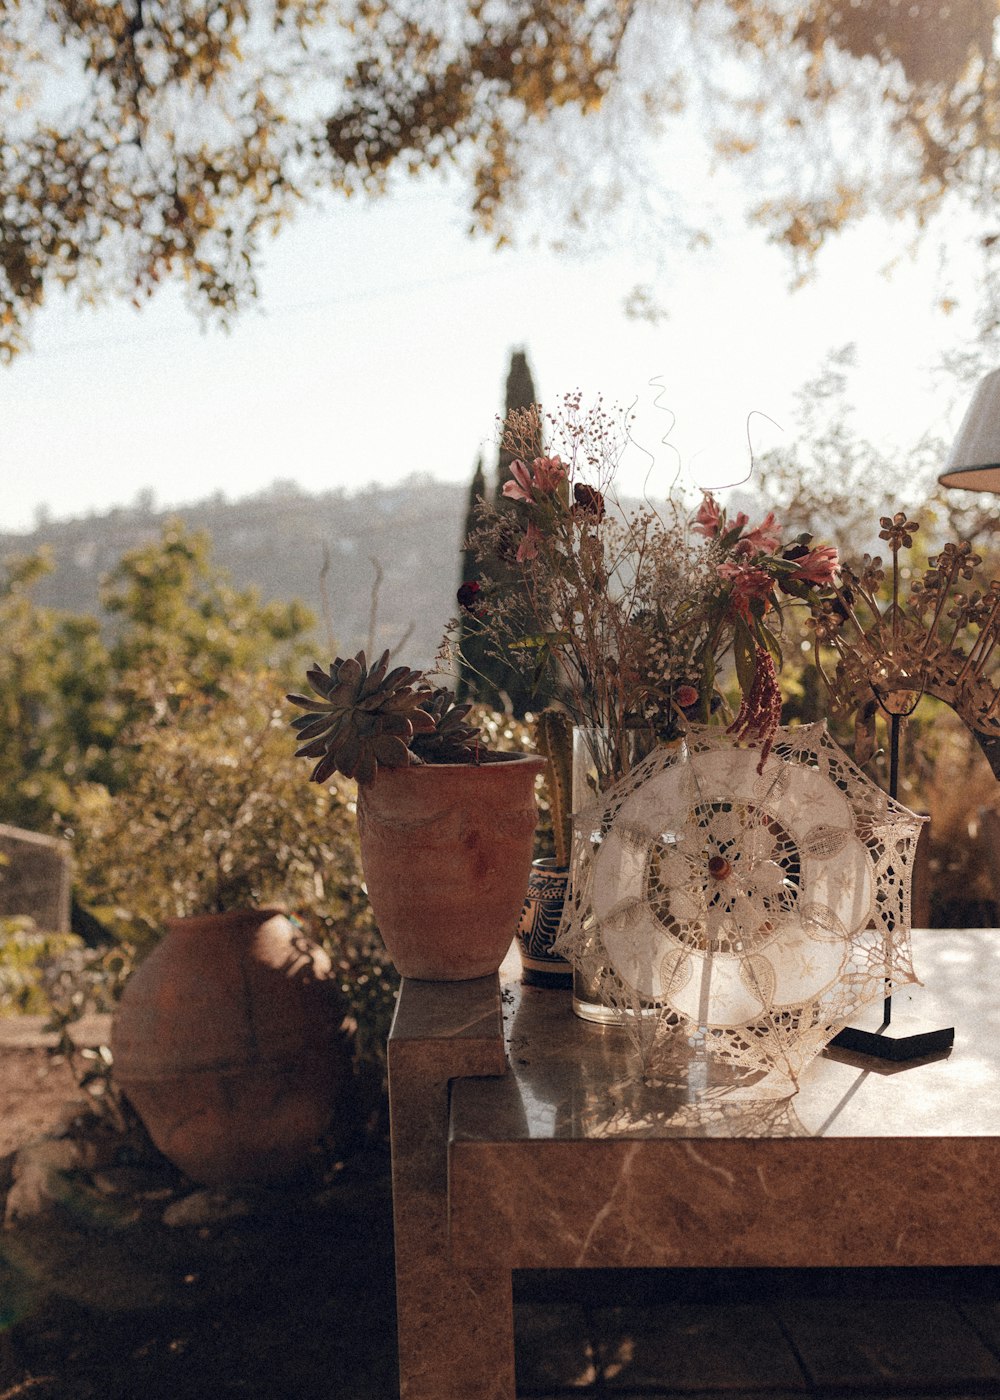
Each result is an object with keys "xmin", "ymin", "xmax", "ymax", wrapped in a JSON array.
[
  {"xmin": 112, "ymin": 908, "xmax": 348, "ymax": 1184},
  {"xmin": 356, "ymin": 753, "xmax": 545, "ymax": 980}
]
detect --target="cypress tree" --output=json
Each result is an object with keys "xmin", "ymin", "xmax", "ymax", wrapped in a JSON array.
[
  {"xmin": 457, "ymin": 348, "xmax": 551, "ymax": 717},
  {"xmin": 455, "ymin": 456, "xmax": 487, "ymax": 702},
  {"xmin": 495, "ymin": 349, "xmax": 541, "ymax": 502}
]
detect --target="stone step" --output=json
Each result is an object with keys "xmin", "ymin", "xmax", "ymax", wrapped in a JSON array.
[{"xmin": 0, "ymin": 1012, "xmax": 112, "ymax": 1049}]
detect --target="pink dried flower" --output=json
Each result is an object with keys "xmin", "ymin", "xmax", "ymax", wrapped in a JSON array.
[
  {"xmin": 675, "ymin": 684, "xmax": 700, "ymax": 709},
  {"xmin": 692, "ymin": 494, "xmax": 722, "ymax": 538},
  {"xmin": 717, "ymin": 558, "xmax": 775, "ymax": 606},
  {"xmin": 457, "ymin": 580, "xmax": 484, "ymax": 616},
  {"xmin": 502, "ymin": 455, "xmax": 566, "ymax": 503},
  {"xmin": 728, "ymin": 646, "xmax": 783, "ymax": 774},
  {"xmin": 516, "ymin": 522, "xmax": 542, "ymax": 563},
  {"xmin": 502, "ymin": 460, "xmax": 534, "ymax": 503},
  {"xmin": 531, "ymin": 455, "xmax": 567, "ymax": 493},
  {"xmin": 793, "ymin": 545, "xmax": 840, "ymax": 587},
  {"xmin": 740, "ymin": 512, "xmax": 782, "ymax": 556}
]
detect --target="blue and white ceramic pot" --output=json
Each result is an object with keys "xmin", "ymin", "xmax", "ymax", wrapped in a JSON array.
[{"xmin": 516, "ymin": 858, "xmax": 572, "ymax": 988}]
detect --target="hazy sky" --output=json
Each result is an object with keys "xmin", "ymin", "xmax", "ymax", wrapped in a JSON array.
[{"xmin": 1, "ymin": 167, "xmax": 984, "ymax": 535}]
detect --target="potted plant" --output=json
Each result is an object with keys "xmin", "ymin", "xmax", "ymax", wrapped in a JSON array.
[
  {"xmin": 515, "ymin": 707, "xmax": 574, "ymax": 987},
  {"xmin": 73, "ymin": 673, "xmax": 358, "ymax": 1185},
  {"xmin": 287, "ymin": 650, "xmax": 544, "ymax": 981}
]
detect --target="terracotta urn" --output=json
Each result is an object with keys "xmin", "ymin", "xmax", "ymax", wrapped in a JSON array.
[
  {"xmin": 112, "ymin": 909, "xmax": 349, "ymax": 1185},
  {"xmin": 356, "ymin": 753, "xmax": 546, "ymax": 980}
]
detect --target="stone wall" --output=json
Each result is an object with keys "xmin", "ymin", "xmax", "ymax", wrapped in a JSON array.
[{"xmin": 0, "ymin": 824, "xmax": 72, "ymax": 932}]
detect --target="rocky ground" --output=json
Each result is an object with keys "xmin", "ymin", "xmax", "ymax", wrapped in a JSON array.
[{"xmin": 0, "ymin": 1042, "xmax": 398, "ymax": 1400}]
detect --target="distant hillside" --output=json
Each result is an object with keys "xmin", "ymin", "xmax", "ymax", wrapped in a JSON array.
[{"xmin": 1, "ymin": 476, "xmax": 469, "ymax": 673}]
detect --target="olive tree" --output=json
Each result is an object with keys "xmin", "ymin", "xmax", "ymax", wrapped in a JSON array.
[{"xmin": 2, "ymin": 0, "xmax": 998, "ymax": 359}]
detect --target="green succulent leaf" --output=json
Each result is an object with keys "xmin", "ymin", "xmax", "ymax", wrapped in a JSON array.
[
  {"xmin": 295, "ymin": 734, "xmax": 335, "ymax": 760},
  {"xmin": 381, "ymin": 665, "xmax": 418, "ymax": 691},
  {"xmin": 361, "ymin": 649, "xmax": 391, "ymax": 688},
  {"xmin": 310, "ymin": 750, "xmax": 339, "ymax": 785},
  {"xmin": 304, "ymin": 665, "xmax": 335, "ymax": 695},
  {"xmin": 354, "ymin": 749, "xmax": 377, "ymax": 787},
  {"xmin": 371, "ymin": 735, "xmax": 412, "ymax": 767},
  {"xmin": 285, "ymin": 692, "xmax": 332, "ymax": 712},
  {"xmin": 291, "ymin": 712, "xmax": 342, "ymax": 742},
  {"xmin": 337, "ymin": 731, "xmax": 362, "ymax": 776}
]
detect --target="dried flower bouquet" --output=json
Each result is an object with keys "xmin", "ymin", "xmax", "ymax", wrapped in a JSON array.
[{"xmin": 451, "ymin": 393, "xmax": 840, "ymax": 784}]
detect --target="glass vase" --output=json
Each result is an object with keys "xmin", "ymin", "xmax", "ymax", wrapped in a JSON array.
[
  {"xmin": 569, "ymin": 725, "xmax": 665, "ymax": 1024},
  {"xmin": 569, "ymin": 726, "xmax": 620, "ymax": 1023}
]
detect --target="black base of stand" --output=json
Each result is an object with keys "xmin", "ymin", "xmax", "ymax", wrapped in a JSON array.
[
  {"xmin": 521, "ymin": 966, "xmax": 573, "ymax": 990},
  {"xmin": 830, "ymin": 1014, "xmax": 955, "ymax": 1062},
  {"xmin": 826, "ymin": 712, "xmax": 957, "ymax": 1065}
]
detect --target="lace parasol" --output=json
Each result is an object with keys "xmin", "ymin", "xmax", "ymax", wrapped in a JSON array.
[{"xmin": 554, "ymin": 722, "xmax": 925, "ymax": 1086}]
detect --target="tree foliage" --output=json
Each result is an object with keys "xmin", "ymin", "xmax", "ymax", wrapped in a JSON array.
[
  {"xmin": 0, "ymin": 519, "xmax": 313, "ymax": 830},
  {"xmin": 71, "ymin": 671, "xmax": 369, "ymax": 937},
  {"xmin": 2, "ymin": 0, "xmax": 999, "ymax": 358},
  {"xmin": 753, "ymin": 346, "xmax": 1000, "ymax": 554},
  {"xmin": 0, "ymin": 522, "xmax": 407, "ymax": 1083},
  {"xmin": 101, "ymin": 520, "xmax": 313, "ymax": 694},
  {"xmin": 0, "ymin": 548, "xmax": 114, "ymax": 828}
]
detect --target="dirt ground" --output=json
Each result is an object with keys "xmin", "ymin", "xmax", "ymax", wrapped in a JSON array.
[
  {"xmin": 0, "ymin": 1045, "xmax": 399, "ymax": 1400},
  {"xmin": 0, "ymin": 1049, "xmax": 86, "ymax": 1159}
]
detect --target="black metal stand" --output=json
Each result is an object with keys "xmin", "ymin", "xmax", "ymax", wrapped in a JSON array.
[{"xmin": 829, "ymin": 713, "xmax": 955, "ymax": 1062}]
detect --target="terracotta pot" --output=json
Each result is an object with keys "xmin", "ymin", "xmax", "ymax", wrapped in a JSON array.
[
  {"xmin": 356, "ymin": 753, "xmax": 546, "ymax": 980},
  {"xmin": 112, "ymin": 909, "xmax": 348, "ymax": 1185}
]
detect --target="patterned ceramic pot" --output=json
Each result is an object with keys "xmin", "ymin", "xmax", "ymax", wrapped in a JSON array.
[{"xmin": 516, "ymin": 858, "xmax": 573, "ymax": 988}]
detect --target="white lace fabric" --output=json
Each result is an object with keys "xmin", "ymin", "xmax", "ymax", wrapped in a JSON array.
[{"xmin": 554, "ymin": 722, "xmax": 924, "ymax": 1087}]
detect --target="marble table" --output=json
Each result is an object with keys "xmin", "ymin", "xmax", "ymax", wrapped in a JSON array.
[{"xmin": 387, "ymin": 928, "xmax": 1000, "ymax": 1400}]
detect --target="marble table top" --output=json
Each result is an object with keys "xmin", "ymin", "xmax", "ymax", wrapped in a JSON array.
[
  {"xmin": 433, "ymin": 930, "xmax": 1000, "ymax": 1268},
  {"xmin": 450, "ymin": 928, "xmax": 1000, "ymax": 1144}
]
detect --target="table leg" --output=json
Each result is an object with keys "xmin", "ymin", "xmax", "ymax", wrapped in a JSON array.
[{"xmin": 388, "ymin": 977, "xmax": 514, "ymax": 1400}]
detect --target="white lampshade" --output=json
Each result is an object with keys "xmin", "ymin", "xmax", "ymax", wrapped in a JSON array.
[{"xmin": 938, "ymin": 367, "xmax": 1000, "ymax": 492}]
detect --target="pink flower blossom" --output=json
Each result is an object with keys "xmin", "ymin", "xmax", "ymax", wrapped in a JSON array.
[
  {"xmin": 502, "ymin": 460, "xmax": 534, "ymax": 503},
  {"xmin": 717, "ymin": 559, "xmax": 775, "ymax": 603},
  {"xmin": 692, "ymin": 494, "xmax": 722, "ymax": 538},
  {"xmin": 793, "ymin": 545, "xmax": 840, "ymax": 587},
  {"xmin": 740, "ymin": 512, "xmax": 782, "ymax": 556},
  {"xmin": 516, "ymin": 522, "xmax": 542, "ymax": 563},
  {"xmin": 676, "ymin": 684, "xmax": 700, "ymax": 709},
  {"xmin": 502, "ymin": 455, "xmax": 566, "ymax": 503},
  {"xmin": 531, "ymin": 455, "xmax": 567, "ymax": 493}
]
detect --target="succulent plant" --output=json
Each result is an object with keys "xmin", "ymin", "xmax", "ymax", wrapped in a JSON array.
[
  {"xmin": 408, "ymin": 688, "xmax": 482, "ymax": 764},
  {"xmin": 287, "ymin": 649, "xmax": 436, "ymax": 787}
]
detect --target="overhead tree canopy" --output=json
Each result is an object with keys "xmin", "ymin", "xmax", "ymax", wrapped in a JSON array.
[{"xmin": 2, "ymin": 0, "xmax": 998, "ymax": 359}]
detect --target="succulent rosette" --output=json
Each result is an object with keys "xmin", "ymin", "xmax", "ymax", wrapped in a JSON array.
[{"xmin": 287, "ymin": 649, "xmax": 437, "ymax": 787}]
